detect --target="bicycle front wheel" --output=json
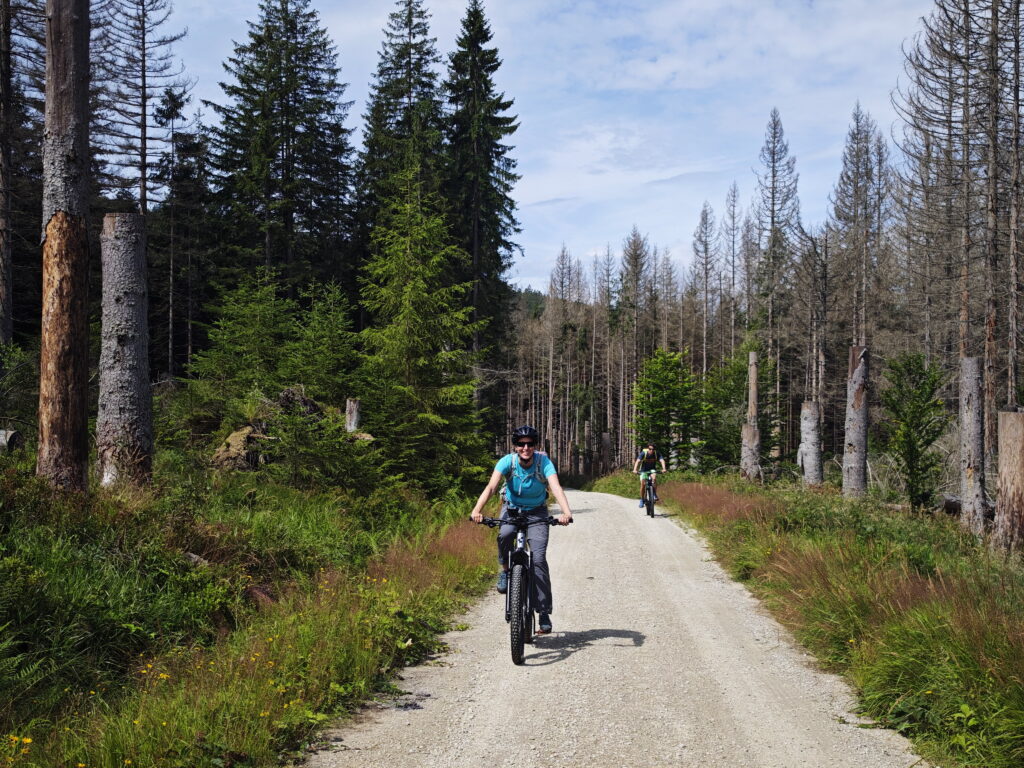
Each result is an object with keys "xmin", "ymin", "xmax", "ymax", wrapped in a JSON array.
[
  {"xmin": 645, "ymin": 484, "xmax": 655, "ymax": 517},
  {"xmin": 509, "ymin": 563, "xmax": 527, "ymax": 665}
]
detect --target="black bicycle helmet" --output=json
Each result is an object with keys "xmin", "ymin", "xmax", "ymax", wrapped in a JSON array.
[{"xmin": 512, "ymin": 425, "xmax": 540, "ymax": 443}]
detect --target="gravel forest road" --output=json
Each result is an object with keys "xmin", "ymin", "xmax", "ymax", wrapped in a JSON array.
[{"xmin": 306, "ymin": 489, "xmax": 929, "ymax": 768}]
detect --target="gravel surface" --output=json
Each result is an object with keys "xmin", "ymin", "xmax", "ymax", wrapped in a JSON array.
[{"xmin": 305, "ymin": 490, "xmax": 929, "ymax": 768}]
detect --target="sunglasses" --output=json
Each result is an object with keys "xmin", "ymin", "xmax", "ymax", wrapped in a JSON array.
[{"xmin": 515, "ymin": 441, "xmax": 536, "ymax": 448}]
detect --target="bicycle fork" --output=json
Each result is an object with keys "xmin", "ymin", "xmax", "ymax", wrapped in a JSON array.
[{"xmin": 504, "ymin": 530, "xmax": 532, "ymax": 622}]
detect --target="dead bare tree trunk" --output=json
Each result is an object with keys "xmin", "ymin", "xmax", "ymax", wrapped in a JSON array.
[
  {"xmin": 959, "ymin": 357, "xmax": 987, "ymax": 536},
  {"xmin": 982, "ymin": 0, "xmax": 999, "ymax": 460},
  {"xmin": 96, "ymin": 213, "xmax": 152, "ymax": 486},
  {"xmin": 740, "ymin": 350, "xmax": 761, "ymax": 480},
  {"xmin": 993, "ymin": 411, "xmax": 1024, "ymax": 553},
  {"xmin": 842, "ymin": 346, "xmax": 868, "ymax": 498},
  {"xmin": 799, "ymin": 400, "xmax": 823, "ymax": 486},
  {"xmin": 37, "ymin": 0, "xmax": 90, "ymax": 491},
  {"xmin": 1010, "ymin": 0, "xmax": 1022, "ymax": 408},
  {"xmin": 0, "ymin": 0, "xmax": 12, "ymax": 344}
]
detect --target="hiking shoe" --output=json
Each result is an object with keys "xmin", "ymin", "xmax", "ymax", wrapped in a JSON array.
[
  {"xmin": 638, "ymin": 498, "xmax": 645, "ymax": 508},
  {"xmin": 654, "ymin": 495, "xmax": 660, "ymax": 502},
  {"xmin": 538, "ymin": 613, "xmax": 552, "ymax": 633},
  {"xmin": 496, "ymin": 571, "xmax": 508, "ymax": 594}
]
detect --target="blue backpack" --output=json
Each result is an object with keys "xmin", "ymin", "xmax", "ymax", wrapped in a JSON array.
[{"xmin": 501, "ymin": 453, "xmax": 549, "ymax": 502}]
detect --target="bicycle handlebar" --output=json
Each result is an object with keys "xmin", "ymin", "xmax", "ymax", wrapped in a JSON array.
[{"xmin": 477, "ymin": 515, "xmax": 572, "ymax": 528}]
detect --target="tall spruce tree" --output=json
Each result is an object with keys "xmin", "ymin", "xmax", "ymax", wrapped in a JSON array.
[
  {"xmin": 360, "ymin": 160, "xmax": 484, "ymax": 493},
  {"xmin": 351, "ymin": 0, "xmax": 443, "ymax": 302},
  {"xmin": 442, "ymin": 0, "xmax": 520, "ymax": 359},
  {"xmin": 206, "ymin": 0, "xmax": 353, "ymax": 282}
]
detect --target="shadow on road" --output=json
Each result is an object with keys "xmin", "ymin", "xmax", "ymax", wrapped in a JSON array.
[{"xmin": 524, "ymin": 628, "xmax": 645, "ymax": 666}]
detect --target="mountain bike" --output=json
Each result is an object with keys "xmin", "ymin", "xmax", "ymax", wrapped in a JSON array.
[
  {"xmin": 480, "ymin": 507, "xmax": 569, "ymax": 665},
  {"xmin": 641, "ymin": 470, "xmax": 658, "ymax": 517}
]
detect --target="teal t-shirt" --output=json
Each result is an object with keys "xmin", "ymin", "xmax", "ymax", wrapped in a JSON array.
[{"xmin": 496, "ymin": 453, "xmax": 557, "ymax": 508}]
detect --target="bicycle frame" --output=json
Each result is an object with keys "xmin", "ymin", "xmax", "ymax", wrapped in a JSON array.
[
  {"xmin": 505, "ymin": 517, "xmax": 533, "ymax": 623},
  {"xmin": 642, "ymin": 470, "xmax": 657, "ymax": 516},
  {"xmin": 481, "ymin": 506, "xmax": 563, "ymax": 663}
]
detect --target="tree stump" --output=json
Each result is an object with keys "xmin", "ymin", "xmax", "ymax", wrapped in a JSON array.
[
  {"xmin": 799, "ymin": 400, "xmax": 823, "ymax": 486},
  {"xmin": 993, "ymin": 411, "xmax": 1024, "ymax": 553},
  {"xmin": 960, "ymin": 357, "xmax": 987, "ymax": 536},
  {"xmin": 0, "ymin": 429, "xmax": 23, "ymax": 452},
  {"xmin": 740, "ymin": 350, "xmax": 761, "ymax": 480},
  {"xmin": 842, "ymin": 346, "xmax": 868, "ymax": 498},
  {"xmin": 96, "ymin": 213, "xmax": 152, "ymax": 486}
]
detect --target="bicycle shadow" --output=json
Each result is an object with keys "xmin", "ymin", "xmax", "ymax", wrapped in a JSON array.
[{"xmin": 525, "ymin": 628, "xmax": 645, "ymax": 666}]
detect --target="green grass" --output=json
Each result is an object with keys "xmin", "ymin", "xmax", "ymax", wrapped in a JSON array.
[
  {"xmin": 594, "ymin": 470, "xmax": 1024, "ymax": 768},
  {"xmin": 0, "ymin": 447, "xmax": 496, "ymax": 767},
  {"xmin": 13, "ymin": 521, "xmax": 493, "ymax": 768}
]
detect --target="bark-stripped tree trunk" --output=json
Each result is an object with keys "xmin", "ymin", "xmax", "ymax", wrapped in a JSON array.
[
  {"xmin": 96, "ymin": 213, "xmax": 152, "ymax": 486},
  {"xmin": 0, "ymin": 0, "xmax": 12, "ymax": 344},
  {"xmin": 842, "ymin": 346, "xmax": 868, "ymax": 498},
  {"xmin": 37, "ymin": 0, "xmax": 90, "ymax": 491},
  {"xmin": 958, "ymin": 2, "xmax": 972, "ymax": 361},
  {"xmin": 983, "ymin": 0, "xmax": 999, "ymax": 459},
  {"xmin": 959, "ymin": 357, "xmax": 986, "ymax": 536},
  {"xmin": 993, "ymin": 411, "xmax": 1024, "ymax": 553},
  {"xmin": 1009, "ymin": 0, "xmax": 1022, "ymax": 407},
  {"xmin": 799, "ymin": 400, "xmax": 823, "ymax": 486},
  {"xmin": 740, "ymin": 350, "xmax": 761, "ymax": 480}
]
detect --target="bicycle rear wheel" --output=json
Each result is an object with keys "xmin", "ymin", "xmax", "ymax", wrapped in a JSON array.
[{"xmin": 509, "ymin": 564, "xmax": 527, "ymax": 665}]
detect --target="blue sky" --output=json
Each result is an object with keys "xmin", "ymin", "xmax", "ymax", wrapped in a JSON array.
[{"xmin": 173, "ymin": 0, "xmax": 935, "ymax": 290}]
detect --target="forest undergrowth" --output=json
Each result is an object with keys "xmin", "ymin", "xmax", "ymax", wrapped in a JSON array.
[
  {"xmin": 0, "ymin": 445, "xmax": 495, "ymax": 768},
  {"xmin": 592, "ymin": 471, "xmax": 1024, "ymax": 768}
]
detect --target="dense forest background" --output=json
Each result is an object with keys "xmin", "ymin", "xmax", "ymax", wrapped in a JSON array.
[{"xmin": 2, "ymin": 0, "xmax": 1024, "ymax": 498}]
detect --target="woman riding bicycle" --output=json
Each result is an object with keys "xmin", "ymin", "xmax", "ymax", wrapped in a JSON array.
[
  {"xmin": 633, "ymin": 442, "xmax": 667, "ymax": 507},
  {"xmin": 470, "ymin": 425, "xmax": 573, "ymax": 635}
]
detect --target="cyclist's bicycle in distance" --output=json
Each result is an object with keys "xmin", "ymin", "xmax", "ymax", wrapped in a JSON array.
[
  {"xmin": 641, "ymin": 470, "xmax": 657, "ymax": 517},
  {"xmin": 480, "ymin": 506, "xmax": 570, "ymax": 665}
]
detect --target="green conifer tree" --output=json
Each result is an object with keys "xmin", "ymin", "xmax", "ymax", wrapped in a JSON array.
[
  {"xmin": 880, "ymin": 353, "xmax": 950, "ymax": 511},
  {"xmin": 206, "ymin": 0, "xmax": 353, "ymax": 282},
  {"xmin": 442, "ymin": 0, "xmax": 520, "ymax": 356},
  {"xmin": 360, "ymin": 161, "xmax": 486, "ymax": 493},
  {"xmin": 630, "ymin": 349, "xmax": 703, "ymax": 462},
  {"xmin": 351, "ymin": 0, "xmax": 444, "ymax": 301}
]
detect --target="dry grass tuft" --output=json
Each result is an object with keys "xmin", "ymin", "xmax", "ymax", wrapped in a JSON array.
[
  {"xmin": 367, "ymin": 520, "xmax": 491, "ymax": 591},
  {"xmin": 664, "ymin": 482, "xmax": 780, "ymax": 524}
]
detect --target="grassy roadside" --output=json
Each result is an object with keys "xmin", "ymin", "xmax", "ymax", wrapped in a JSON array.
[
  {"xmin": 1, "ymin": 451, "xmax": 496, "ymax": 768},
  {"xmin": 591, "ymin": 471, "xmax": 1024, "ymax": 768}
]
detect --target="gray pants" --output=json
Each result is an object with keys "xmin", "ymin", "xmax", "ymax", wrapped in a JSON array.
[{"xmin": 498, "ymin": 504, "xmax": 553, "ymax": 614}]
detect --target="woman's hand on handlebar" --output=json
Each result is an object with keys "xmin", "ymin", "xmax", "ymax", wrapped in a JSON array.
[
  {"xmin": 470, "ymin": 509, "xmax": 483, "ymax": 524},
  {"xmin": 558, "ymin": 511, "xmax": 573, "ymax": 526}
]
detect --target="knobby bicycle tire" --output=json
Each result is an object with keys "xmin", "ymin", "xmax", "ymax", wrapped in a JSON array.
[
  {"xmin": 509, "ymin": 564, "xmax": 527, "ymax": 665},
  {"xmin": 645, "ymin": 481, "xmax": 655, "ymax": 517}
]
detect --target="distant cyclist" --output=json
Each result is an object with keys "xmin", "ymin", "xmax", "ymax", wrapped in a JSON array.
[
  {"xmin": 632, "ymin": 442, "xmax": 667, "ymax": 507},
  {"xmin": 470, "ymin": 425, "xmax": 573, "ymax": 635}
]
